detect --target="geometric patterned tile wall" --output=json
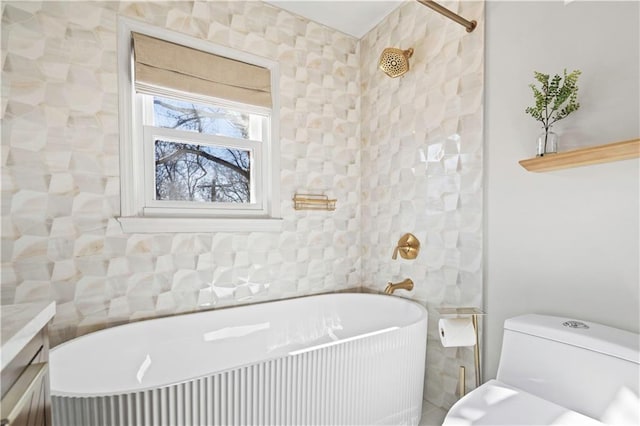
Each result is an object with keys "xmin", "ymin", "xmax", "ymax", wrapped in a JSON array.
[
  {"xmin": 360, "ymin": 0, "xmax": 484, "ymax": 410},
  {"xmin": 2, "ymin": 0, "xmax": 482, "ymax": 413},
  {"xmin": 1, "ymin": 1, "xmax": 361, "ymax": 346}
]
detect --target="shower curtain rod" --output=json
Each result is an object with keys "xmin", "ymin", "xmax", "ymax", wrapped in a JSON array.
[{"xmin": 416, "ymin": 0, "xmax": 477, "ymax": 33}]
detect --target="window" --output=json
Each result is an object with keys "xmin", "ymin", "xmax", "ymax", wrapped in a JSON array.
[
  {"xmin": 142, "ymin": 93, "xmax": 267, "ymax": 215},
  {"xmin": 117, "ymin": 20, "xmax": 281, "ymax": 232}
]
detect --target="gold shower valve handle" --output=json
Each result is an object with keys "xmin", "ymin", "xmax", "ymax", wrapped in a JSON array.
[
  {"xmin": 392, "ymin": 233, "xmax": 420, "ymax": 260},
  {"xmin": 392, "ymin": 246, "xmax": 400, "ymax": 260}
]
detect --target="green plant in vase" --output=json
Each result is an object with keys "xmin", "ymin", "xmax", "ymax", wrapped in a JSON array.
[{"xmin": 525, "ymin": 69, "xmax": 581, "ymax": 156}]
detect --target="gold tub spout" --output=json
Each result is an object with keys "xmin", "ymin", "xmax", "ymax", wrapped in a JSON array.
[{"xmin": 384, "ymin": 278, "xmax": 414, "ymax": 295}]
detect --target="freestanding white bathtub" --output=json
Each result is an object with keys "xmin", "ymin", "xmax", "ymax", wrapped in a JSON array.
[{"xmin": 50, "ymin": 293, "xmax": 428, "ymax": 426}]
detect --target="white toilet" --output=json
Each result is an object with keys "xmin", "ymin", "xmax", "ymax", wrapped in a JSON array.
[{"xmin": 443, "ymin": 314, "xmax": 640, "ymax": 425}]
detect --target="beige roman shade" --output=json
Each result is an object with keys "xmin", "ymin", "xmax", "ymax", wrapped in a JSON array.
[{"xmin": 132, "ymin": 32, "xmax": 271, "ymax": 108}]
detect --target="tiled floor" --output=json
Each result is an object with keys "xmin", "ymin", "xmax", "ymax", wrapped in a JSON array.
[{"xmin": 419, "ymin": 400, "xmax": 448, "ymax": 426}]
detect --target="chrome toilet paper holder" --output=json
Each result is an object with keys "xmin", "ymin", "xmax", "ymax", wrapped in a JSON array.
[{"xmin": 437, "ymin": 307, "xmax": 486, "ymax": 395}]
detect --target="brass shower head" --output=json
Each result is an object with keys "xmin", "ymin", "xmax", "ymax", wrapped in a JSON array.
[{"xmin": 378, "ymin": 47, "xmax": 414, "ymax": 78}]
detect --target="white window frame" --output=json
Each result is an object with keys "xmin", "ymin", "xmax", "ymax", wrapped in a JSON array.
[
  {"xmin": 140, "ymin": 94, "xmax": 267, "ymax": 215},
  {"xmin": 116, "ymin": 18, "xmax": 281, "ymax": 233}
]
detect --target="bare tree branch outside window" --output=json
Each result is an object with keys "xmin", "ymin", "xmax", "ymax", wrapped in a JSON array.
[{"xmin": 152, "ymin": 96, "xmax": 254, "ymax": 203}]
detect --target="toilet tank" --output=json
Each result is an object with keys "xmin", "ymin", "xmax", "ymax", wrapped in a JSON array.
[{"xmin": 496, "ymin": 314, "xmax": 639, "ymax": 422}]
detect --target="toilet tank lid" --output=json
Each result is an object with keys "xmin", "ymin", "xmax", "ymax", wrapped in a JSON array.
[{"xmin": 504, "ymin": 314, "xmax": 639, "ymax": 364}]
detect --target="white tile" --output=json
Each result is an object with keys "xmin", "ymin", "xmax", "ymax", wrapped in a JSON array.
[
  {"xmin": 3, "ymin": 1, "xmax": 483, "ymax": 413},
  {"xmin": 420, "ymin": 399, "xmax": 448, "ymax": 426},
  {"xmin": 361, "ymin": 0, "xmax": 483, "ymax": 409}
]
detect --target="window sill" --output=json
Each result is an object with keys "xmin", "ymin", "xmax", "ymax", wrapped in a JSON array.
[{"xmin": 117, "ymin": 216, "xmax": 283, "ymax": 233}]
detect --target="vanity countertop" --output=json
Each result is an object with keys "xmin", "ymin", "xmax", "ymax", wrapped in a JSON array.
[{"xmin": 1, "ymin": 301, "xmax": 56, "ymax": 371}]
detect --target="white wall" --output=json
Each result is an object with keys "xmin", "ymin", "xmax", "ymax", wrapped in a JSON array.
[{"xmin": 485, "ymin": 1, "xmax": 640, "ymax": 379}]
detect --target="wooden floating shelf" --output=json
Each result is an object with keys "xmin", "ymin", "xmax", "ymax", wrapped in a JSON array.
[{"xmin": 519, "ymin": 138, "xmax": 640, "ymax": 172}]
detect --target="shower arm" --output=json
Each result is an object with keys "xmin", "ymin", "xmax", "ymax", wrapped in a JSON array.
[{"xmin": 415, "ymin": 0, "xmax": 477, "ymax": 33}]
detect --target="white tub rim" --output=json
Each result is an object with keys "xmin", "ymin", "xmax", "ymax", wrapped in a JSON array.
[{"xmin": 51, "ymin": 292, "xmax": 427, "ymax": 397}]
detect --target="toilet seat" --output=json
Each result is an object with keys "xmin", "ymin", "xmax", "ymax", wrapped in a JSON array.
[{"xmin": 442, "ymin": 380, "xmax": 604, "ymax": 425}]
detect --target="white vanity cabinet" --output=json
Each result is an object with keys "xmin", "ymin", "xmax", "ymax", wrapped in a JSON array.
[{"xmin": 0, "ymin": 303, "xmax": 56, "ymax": 426}]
